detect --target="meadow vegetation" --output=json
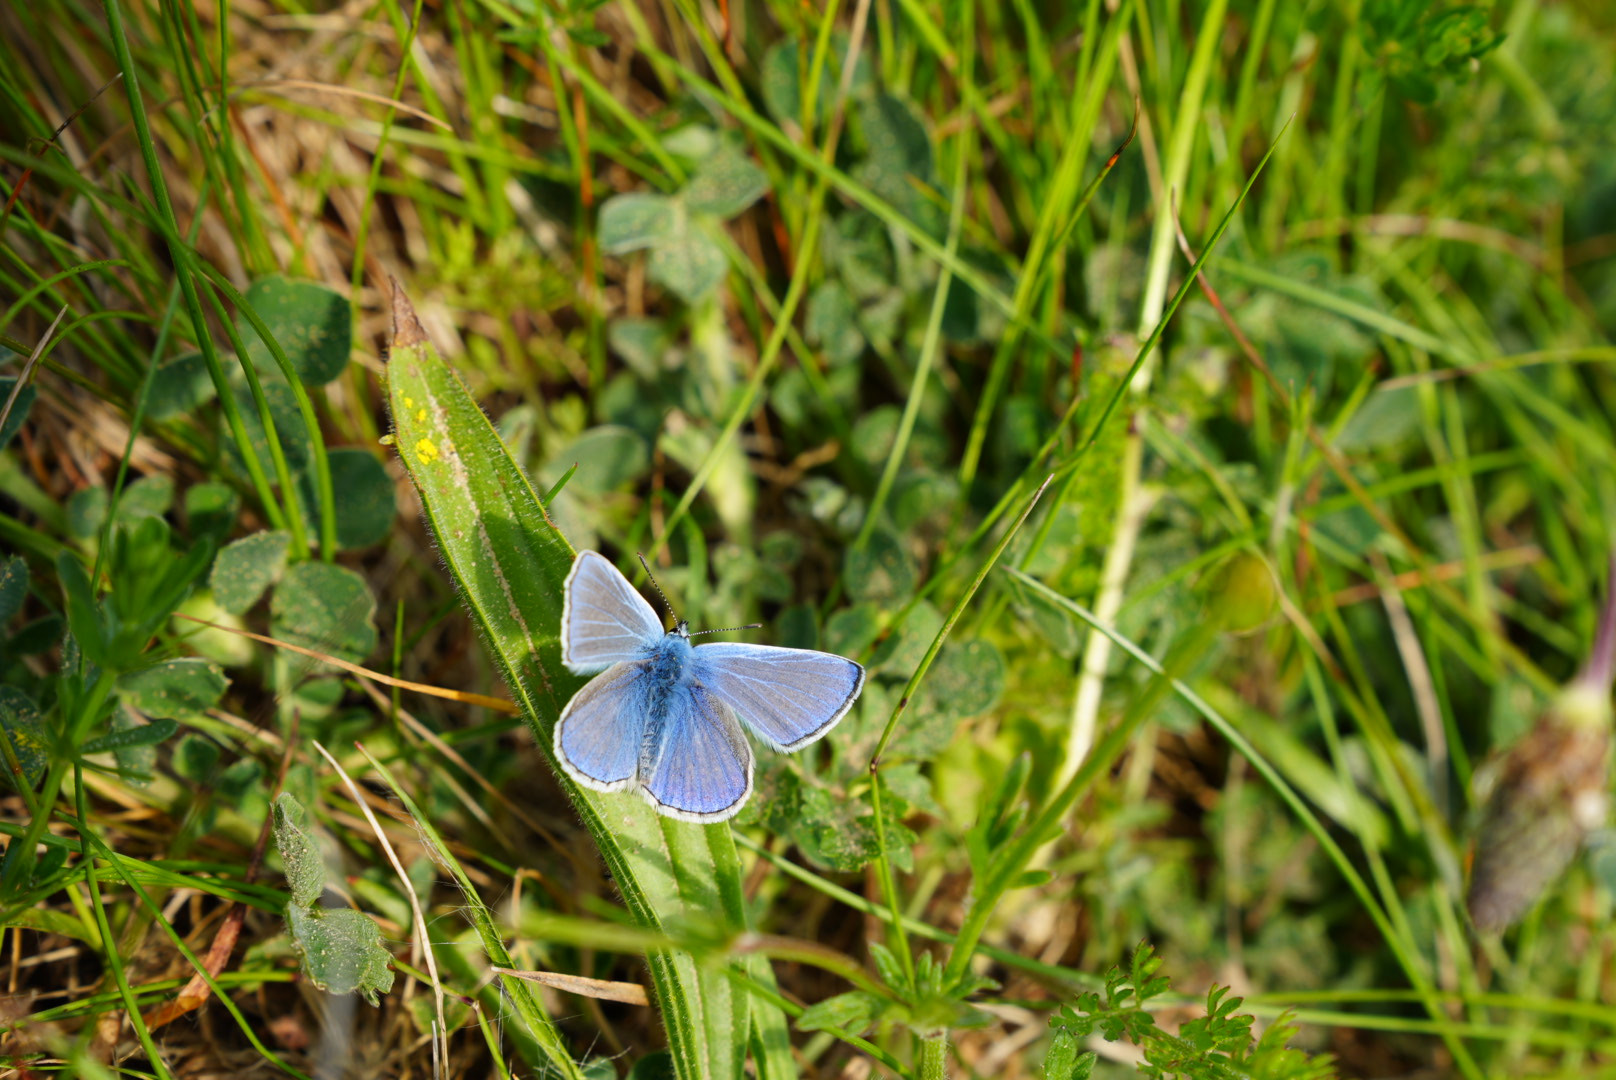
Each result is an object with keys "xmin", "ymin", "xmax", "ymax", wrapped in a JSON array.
[{"xmin": 1, "ymin": 0, "xmax": 1615, "ymax": 1077}]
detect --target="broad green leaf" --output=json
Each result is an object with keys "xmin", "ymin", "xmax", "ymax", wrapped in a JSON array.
[
  {"xmin": 147, "ymin": 352, "xmax": 217, "ymax": 420},
  {"xmin": 806, "ymin": 281, "xmax": 865, "ymax": 366},
  {"xmin": 0, "ymin": 686, "xmax": 46, "ymax": 790},
  {"xmin": 273, "ymin": 791, "xmax": 325, "ymax": 908},
  {"xmin": 241, "ymin": 275, "xmax": 352, "ymax": 386},
  {"xmin": 626, "ymin": 1051, "xmax": 679, "ymax": 1080},
  {"xmin": 173, "ymin": 732, "xmax": 221, "ymax": 783},
  {"xmin": 226, "ymin": 377, "xmax": 312, "ymax": 481},
  {"xmin": 67, "ymin": 486, "xmax": 108, "ymax": 540},
  {"xmin": 270, "ymin": 561, "xmax": 377, "ymax": 665},
  {"xmin": 118, "ymin": 474, "xmax": 175, "ymax": 521},
  {"xmin": 897, "ymin": 640, "xmax": 1005, "ymax": 759},
  {"xmin": 684, "ymin": 145, "xmax": 769, "ymax": 218},
  {"xmin": 384, "ymin": 288, "xmax": 772, "ymax": 1080},
  {"xmin": 856, "ymin": 93, "xmax": 934, "ymax": 220},
  {"xmin": 286, "ymin": 904, "xmax": 395, "ymax": 1005},
  {"xmin": 649, "ymin": 216, "xmax": 729, "ymax": 303},
  {"xmin": 0, "ymin": 556, "xmax": 27, "ymax": 624},
  {"xmin": 844, "ymin": 530, "xmax": 919, "ymax": 605},
  {"xmin": 1336, "ymin": 387, "xmax": 1422, "ymax": 451},
  {"xmin": 759, "ymin": 35, "xmax": 873, "ymax": 125},
  {"xmin": 598, "ymin": 192, "xmax": 676, "ymax": 254},
  {"xmin": 3, "ymin": 904, "xmax": 100, "ymax": 943},
  {"xmin": 298, "ymin": 448, "xmax": 396, "ymax": 550},
  {"xmin": 185, "ymin": 481, "xmax": 239, "ymax": 540},
  {"xmin": 0, "ymin": 376, "xmax": 37, "ymax": 450},
  {"xmin": 117, "ymin": 658, "xmax": 229, "ymax": 719},
  {"xmin": 544, "ymin": 425, "xmax": 650, "ymax": 496},
  {"xmin": 609, "ymin": 317, "xmax": 672, "ymax": 379},
  {"xmin": 210, "ymin": 530, "xmax": 291, "ymax": 614}
]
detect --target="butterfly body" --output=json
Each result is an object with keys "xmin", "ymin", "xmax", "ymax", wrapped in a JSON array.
[{"xmin": 556, "ymin": 551, "xmax": 865, "ymax": 822}]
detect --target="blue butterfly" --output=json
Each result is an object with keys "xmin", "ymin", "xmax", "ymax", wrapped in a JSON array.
[{"xmin": 556, "ymin": 550, "xmax": 865, "ymax": 822}]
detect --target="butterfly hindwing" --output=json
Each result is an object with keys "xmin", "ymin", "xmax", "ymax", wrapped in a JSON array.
[
  {"xmin": 562, "ymin": 550, "xmax": 665, "ymax": 674},
  {"xmin": 555, "ymin": 660, "xmax": 652, "ymax": 791},
  {"xmin": 691, "ymin": 643, "xmax": 865, "ymax": 751},
  {"xmin": 642, "ymin": 682, "xmax": 754, "ymax": 821}
]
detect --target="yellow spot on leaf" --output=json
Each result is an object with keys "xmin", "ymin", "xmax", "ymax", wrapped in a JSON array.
[
  {"xmin": 404, "ymin": 397, "xmax": 415, "ymax": 409},
  {"xmin": 416, "ymin": 408, "xmax": 427, "ymax": 422},
  {"xmin": 378, "ymin": 434, "xmax": 395, "ymax": 446},
  {"xmin": 416, "ymin": 438, "xmax": 439, "ymax": 464}
]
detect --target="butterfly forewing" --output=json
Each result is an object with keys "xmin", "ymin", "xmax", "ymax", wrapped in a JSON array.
[
  {"xmin": 642, "ymin": 683, "xmax": 754, "ymax": 821},
  {"xmin": 555, "ymin": 661, "xmax": 652, "ymax": 790},
  {"xmin": 691, "ymin": 643, "xmax": 865, "ymax": 751},
  {"xmin": 561, "ymin": 551, "xmax": 665, "ymax": 674}
]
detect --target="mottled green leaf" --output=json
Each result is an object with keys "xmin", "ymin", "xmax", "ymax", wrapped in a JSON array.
[
  {"xmin": 241, "ymin": 275, "xmax": 352, "ymax": 386},
  {"xmin": 544, "ymin": 425, "xmax": 650, "ymax": 496},
  {"xmin": 286, "ymin": 904, "xmax": 394, "ymax": 1004},
  {"xmin": 147, "ymin": 352, "xmax": 217, "ymax": 420},
  {"xmin": 759, "ymin": 36, "xmax": 873, "ymax": 125},
  {"xmin": 806, "ymin": 281, "xmax": 865, "ymax": 366},
  {"xmin": 0, "ymin": 556, "xmax": 27, "ymax": 624},
  {"xmin": 684, "ymin": 146, "xmax": 769, "ymax": 218},
  {"xmin": 273, "ymin": 791, "xmax": 324, "ymax": 908},
  {"xmin": 598, "ymin": 192, "xmax": 676, "ymax": 254},
  {"xmin": 210, "ymin": 530, "xmax": 291, "ymax": 614},
  {"xmin": 649, "ymin": 217, "xmax": 729, "ymax": 304},
  {"xmin": 897, "ymin": 640, "xmax": 1005, "ymax": 759},
  {"xmin": 67, "ymin": 487, "xmax": 108, "ymax": 540},
  {"xmin": 270, "ymin": 561, "xmax": 377, "ymax": 665},
  {"xmin": 844, "ymin": 531, "xmax": 919, "ymax": 605},
  {"xmin": 118, "ymin": 474, "xmax": 175, "ymax": 521},
  {"xmin": 117, "ymin": 658, "xmax": 229, "ymax": 719},
  {"xmin": 0, "ymin": 687, "xmax": 46, "ymax": 791}
]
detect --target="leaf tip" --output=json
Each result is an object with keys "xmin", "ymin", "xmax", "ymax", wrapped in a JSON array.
[{"xmin": 389, "ymin": 277, "xmax": 428, "ymax": 351}]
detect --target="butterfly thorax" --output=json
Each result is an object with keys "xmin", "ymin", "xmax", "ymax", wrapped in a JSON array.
[{"xmin": 638, "ymin": 630, "xmax": 696, "ymax": 774}]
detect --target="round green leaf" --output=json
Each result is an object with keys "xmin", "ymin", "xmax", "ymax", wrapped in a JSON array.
[
  {"xmin": 225, "ymin": 376, "xmax": 313, "ymax": 480},
  {"xmin": 648, "ymin": 218, "xmax": 729, "ymax": 304},
  {"xmin": 806, "ymin": 281, "xmax": 865, "ymax": 366},
  {"xmin": 118, "ymin": 474, "xmax": 175, "ymax": 521},
  {"xmin": 271, "ymin": 561, "xmax": 377, "ymax": 665},
  {"xmin": 147, "ymin": 352, "xmax": 217, "ymax": 420},
  {"xmin": 299, "ymin": 449, "xmax": 396, "ymax": 550},
  {"xmin": 843, "ymin": 530, "xmax": 919, "ymax": 604},
  {"xmin": 287, "ymin": 906, "xmax": 395, "ymax": 1005},
  {"xmin": 683, "ymin": 145, "xmax": 769, "ymax": 218},
  {"xmin": 598, "ymin": 192, "xmax": 676, "ymax": 255},
  {"xmin": 0, "ymin": 686, "xmax": 47, "ymax": 790},
  {"xmin": 241, "ymin": 275, "xmax": 352, "ymax": 386},
  {"xmin": 543, "ymin": 425, "xmax": 650, "ymax": 496},
  {"xmin": 117, "ymin": 658, "xmax": 230, "ymax": 719},
  {"xmin": 210, "ymin": 530, "xmax": 291, "ymax": 614}
]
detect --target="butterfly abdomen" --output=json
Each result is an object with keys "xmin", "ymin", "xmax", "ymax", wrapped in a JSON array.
[{"xmin": 639, "ymin": 634, "xmax": 695, "ymax": 775}]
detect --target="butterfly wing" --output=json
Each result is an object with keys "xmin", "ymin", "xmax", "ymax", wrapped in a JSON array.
[
  {"xmin": 691, "ymin": 643, "xmax": 865, "ymax": 752},
  {"xmin": 562, "ymin": 551, "xmax": 666, "ymax": 674},
  {"xmin": 554, "ymin": 660, "xmax": 652, "ymax": 791},
  {"xmin": 641, "ymin": 682, "xmax": 754, "ymax": 822}
]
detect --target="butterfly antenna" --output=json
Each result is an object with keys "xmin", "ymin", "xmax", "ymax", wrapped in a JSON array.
[
  {"xmin": 636, "ymin": 552, "xmax": 680, "ymax": 624},
  {"xmin": 689, "ymin": 623, "xmax": 764, "ymax": 637}
]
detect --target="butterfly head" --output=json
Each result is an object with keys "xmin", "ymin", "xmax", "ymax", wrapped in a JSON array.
[{"xmin": 673, "ymin": 618, "xmax": 691, "ymax": 639}]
